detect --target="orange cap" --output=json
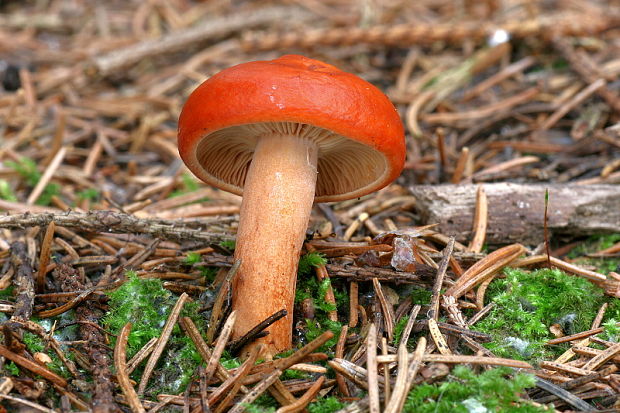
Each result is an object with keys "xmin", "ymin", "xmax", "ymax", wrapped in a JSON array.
[{"xmin": 178, "ymin": 54, "xmax": 405, "ymax": 202}]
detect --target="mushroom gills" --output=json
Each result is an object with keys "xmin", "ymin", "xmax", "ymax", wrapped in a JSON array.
[{"xmin": 195, "ymin": 121, "xmax": 389, "ymax": 200}]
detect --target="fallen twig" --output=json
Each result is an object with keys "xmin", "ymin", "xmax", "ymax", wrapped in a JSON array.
[
  {"xmin": 114, "ymin": 323, "xmax": 145, "ymax": 413},
  {"xmin": 0, "ymin": 211, "xmax": 234, "ymax": 243}
]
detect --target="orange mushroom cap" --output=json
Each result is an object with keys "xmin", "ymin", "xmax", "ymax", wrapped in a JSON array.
[{"xmin": 178, "ymin": 54, "xmax": 405, "ymax": 202}]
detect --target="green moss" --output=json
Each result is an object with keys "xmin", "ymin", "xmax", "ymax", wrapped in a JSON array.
[
  {"xmin": 404, "ymin": 366, "xmax": 545, "ymax": 412},
  {"xmin": 183, "ymin": 252, "xmax": 202, "ymax": 265},
  {"xmin": 0, "ymin": 180, "xmax": 17, "ymax": 202},
  {"xmin": 297, "ymin": 252, "xmax": 327, "ymax": 276},
  {"xmin": 21, "ymin": 319, "xmax": 75, "ymax": 379},
  {"xmin": 181, "ymin": 252, "xmax": 218, "ymax": 283},
  {"xmin": 0, "ymin": 286, "xmax": 14, "ymax": 298},
  {"xmin": 295, "ymin": 257, "xmax": 344, "ymax": 351},
  {"xmin": 219, "ymin": 239, "xmax": 236, "ymax": 251},
  {"xmin": 244, "ymin": 394, "xmax": 278, "ymax": 412},
  {"xmin": 410, "ymin": 286, "xmax": 432, "ymax": 305},
  {"xmin": 476, "ymin": 268, "xmax": 606, "ymax": 361},
  {"xmin": 168, "ymin": 173, "xmax": 202, "ymax": 198},
  {"xmin": 103, "ymin": 272, "xmax": 206, "ymax": 396},
  {"xmin": 6, "ymin": 157, "xmax": 41, "ymax": 187},
  {"xmin": 303, "ymin": 318, "xmax": 341, "ymax": 351},
  {"xmin": 103, "ymin": 272, "xmax": 176, "ymax": 356},
  {"xmin": 606, "ymin": 299, "xmax": 620, "ymax": 321},
  {"xmin": 76, "ymin": 188, "xmax": 100, "ymax": 202},
  {"xmin": 199, "ymin": 266, "xmax": 218, "ymax": 284},
  {"xmin": 307, "ymin": 396, "xmax": 344, "ymax": 413},
  {"xmin": 5, "ymin": 362, "xmax": 19, "ymax": 376},
  {"xmin": 393, "ymin": 315, "xmax": 409, "ymax": 346},
  {"xmin": 281, "ymin": 368, "xmax": 309, "ymax": 380},
  {"xmin": 6, "ymin": 157, "xmax": 60, "ymax": 206},
  {"xmin": 23, "ymin": 331, "xmax": 45, "ymax": 353},
  {"xmin": 220, "ymin": 354, "xmax": 241, "ymax": 370},
  {"xmin": 602, "ymin": 319, "xmax": 620, "ymax": 342}
]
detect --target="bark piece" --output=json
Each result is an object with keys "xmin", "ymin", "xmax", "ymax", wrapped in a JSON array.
[{"xmin": 410, "ymin": 184, "xmax": 620, "ymax": 245}]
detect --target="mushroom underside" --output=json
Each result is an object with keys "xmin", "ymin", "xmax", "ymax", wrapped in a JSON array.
[{"xmin": 194, "ymin": 121, "xmax": 389, "ymax": 200}]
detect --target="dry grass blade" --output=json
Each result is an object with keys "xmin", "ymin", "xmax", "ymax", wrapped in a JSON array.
[
  {"xmin": 462, "ymin": 56, "xmax": 537, "ymax": 101},
  {"xmin": 421, "ymin": 354, "xmax": 531, "ymax": 368},
  {"xmin": 554, "ymin": 303, "xmax": 608, "ymax": 364},
  {"xmin": 549, "ymin": 256, "xmax": 607, "ymax": 283},
  {"xmin": 372, "ymin": 279, "xmax": 394, "ymax": 341},
  {"xmin": 538, "ymin": 361, "xmax": 596, "ymax": 376},
  {"xmin": 147, "ymin": 395, "xmax": 177, "ymax": 413},
  {"xmin": 534, "ymin": 378, "xmax": 594, "ymax": 412},
  {"xmin": 381, "ymin": 337, "xmax": 391, "ymax": 402},
  {"xmin": 446, "ymin": 243, "xmax": 525, "ymax": 298},
  {"xmin": 376, "ymin": 352, "xmax": 532, "ymax": 369},
  {"xmin": 546, "ymin": 324, "xmax": 611, "ymax": 345},
  {"xmin": 207, "ymin": 260, "xmax": 239, "ymax": 344},
  {"xmin": 581, "ymin": 342, "xmax": 620, "ymax": 370},
  {"xmin": 127, "ymin": 337, "xmax": 157, "ymax": 375},
  {"xmin": 228, "ymin": 370, "xmax": 282, "ymax": 413},
  {"xmin": 400, "ymin": 304, "xmax": 421, "ymax": 346},
  {"xmin": 467, "ymin": 186, "xmax": 487, "ymax": 253},
  {"xmin": 404, "ymin": 339, "xmax": 427, "ymax": 401},
  {"xmin": 428, "ymin": 238, "xmax": 454, "ymax": 320},
  {"xmin": 36, "ymin": 220, "xmax": 55, "ymax": 293},
  {"xmin": 27, "ymin": 147, "xmax": 66, "ymax": 205},
  {"xmin": 0, "ymin": 344, "xmax": 68, "ymax": 388},
  {"xmin": 539, "ymin": 79, "xmax": 606, "ymax": 131},
  {"xmin": 560, "ymin": 365, "xmax": 618, "ymax": 391},
  {"xmin": 138, "ymin": 293, "xmax": 189, "ymax": 395},
  {"xmin": 327, "ymin": 359, "xmax": 382, "ymax": 390},
  {"xmin": 383, "ymin": 343, "xmax": 409, "ymax": 413},
  {"xmin": 275, "ymin": 376, "xmax": 325, "ymax": 413},
  {"xmin": 422, "ymin": 87, "xmax": 539, "ymax": 124},
  {"xmin": 451, "ymin": 146, "xmax": 470, "ymax": 183},
  {"xmin": 365, "ymin": 323, "xmax": 380, "ymax": 413},
  {"xmin": 427, "ymin": 318, "xmax": 452, "ymax": 355},
  {"xmin": 228, "ymin": 309, "xmax": 287, "ymax": 354},
  {"xmin": 205, "ymin": 311, "xmax": 237, "ymax": 384},
  {"xmin": 91, "ymin": 7, "xmax": 305, "ymax": 76},
  {"xmin": 114, "ymin": 323, "xmax": 146, "ymax": 413},
  {"xmin": 212, "ymin": 342, "xmax": 260, "ymax": 413},
  {"xmin": 37, "ymin": 286, "xmax": 97, "ymax": 318},
  {"xmin": 268, "ymin": 379, "xmax": 298, "ymax": 409},
  {"xmin": 207, "ymin": 345, "xmax": 260, "ymax": 406},
  {"xmin": 272, "ymin": 330, "xmax": 334, "ymax": 372},
  {"xmin": 349, "ymin": 281, "xmax": 359, "ymax": 328},
  {"xmin": 179, "ymin": 317, "xmax": 232, "ymax": 385},
  {"xmin": 0, "ymin": 394, "xmax": 56, "ymax": 413},
  {"xmin": 335, "ymin": 324, "xmax": 350, "ymax": 397}
]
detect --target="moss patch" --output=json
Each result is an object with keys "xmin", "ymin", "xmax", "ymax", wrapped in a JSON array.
[
  {"xmin": 404, "ymin": 366, "xmax": 545, "ymax": 412},
  {"xmin": 475, "ymin": 268, "xmax": 613, "ymax": 361},
  {"xmin": 103, "ymin": 272, "xmax": 206, "ymax": 396}
]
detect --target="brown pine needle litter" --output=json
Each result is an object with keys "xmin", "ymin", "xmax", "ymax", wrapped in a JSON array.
[{"xmin": 0, "ymin": 0, "xmax": 619, "ymax": 411}]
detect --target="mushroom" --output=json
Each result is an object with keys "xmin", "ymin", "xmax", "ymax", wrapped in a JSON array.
[{"xmin": 178, "ymin": 55, "xmax": 405, "ymax": 356}]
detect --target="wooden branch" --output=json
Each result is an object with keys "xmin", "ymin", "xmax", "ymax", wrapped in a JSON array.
[
  {"xmin": 410, "ymin": 184, "xmax": 620, "ymax": 245},
  {"xmin": 0, "ymin": 211, "xmax": 234, "ymax": 244},
  {"xmin": 88, "ymin": 7, "xmax": 308, "ymax": 77}
]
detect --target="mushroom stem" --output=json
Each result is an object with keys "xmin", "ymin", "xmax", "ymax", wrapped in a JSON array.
[{"xmin": 232, "ymin": 133, "xmax": 318, "ymax": 356}]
